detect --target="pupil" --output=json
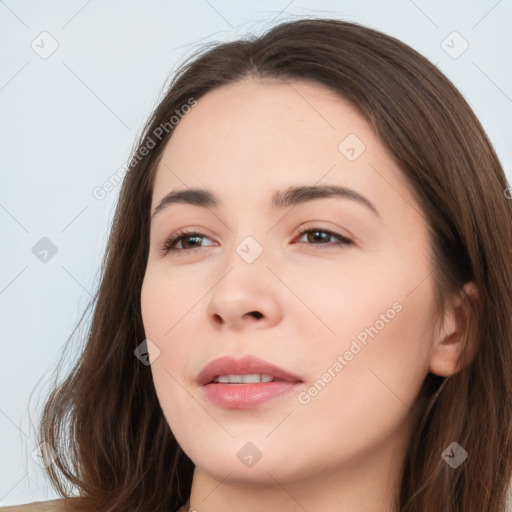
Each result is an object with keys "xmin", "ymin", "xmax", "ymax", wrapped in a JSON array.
[
  {"xmin": 185, "ymin": 236, "xmax": 201, "ymax": 248},
  {"xmin": 310, "ymin": 231, "xmax": 327, "ymax": 243}
]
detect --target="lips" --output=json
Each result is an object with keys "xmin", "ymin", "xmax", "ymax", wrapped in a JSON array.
[
  {"xmin": 196, "ymin": 355, "xmax": 303, "ymax": 386},
  {"xmin": 196, "ymin": 355, "xmax": 303, "ymax": 409}
]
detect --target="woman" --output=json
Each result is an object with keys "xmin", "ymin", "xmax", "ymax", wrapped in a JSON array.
[{"xmin": 4, "ymin": 17, "xmax": 512, "ymax": 512}]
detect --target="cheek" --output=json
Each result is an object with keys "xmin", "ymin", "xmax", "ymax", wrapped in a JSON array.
[
  {"xmin": 140, "ymin": 272, "xmax": 198, "ymax": 436},
  {"xmin": 286, "ymin": 290, "xmax": 433, "ymax": 472},
  {"xmin": 301, "ymin": 259, "xmax": 427, "ymax": 361},
  {"xmin": 305, "ymin": 276, "xmax": 434, "ymax": 425},
  {"xmin": 140, "ymin": 268, "xmax": 194, "ymax": 340},
  {"xmin": 302, "ymin": 251, "xmax": 435, "ymax": 411},
  {"xmin": 140, "ymin": 271, "xmax": 183, "ymax": 383},
  {"xmin": 140, "ymin": 268, "xmax": 204, "ymax": 381}
]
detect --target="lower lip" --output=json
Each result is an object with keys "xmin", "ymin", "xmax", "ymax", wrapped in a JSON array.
[{"xmin": 202, "ymin": 381, "xmax": 301, "ymax": 409}]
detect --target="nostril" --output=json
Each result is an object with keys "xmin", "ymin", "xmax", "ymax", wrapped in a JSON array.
[{"xmin": 248, "ymin": 311, "xmax": 263, "ymax": 319}]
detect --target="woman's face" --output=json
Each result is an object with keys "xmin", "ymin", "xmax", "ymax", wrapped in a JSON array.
[{"xmin": 141, "ymin": 77, "xmax": 440, "ymax": 489}]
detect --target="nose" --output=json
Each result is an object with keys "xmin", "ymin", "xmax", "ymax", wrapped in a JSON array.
[{"xmin": 206, "ymin": 267, "xmax": 283, "ymax": 332}]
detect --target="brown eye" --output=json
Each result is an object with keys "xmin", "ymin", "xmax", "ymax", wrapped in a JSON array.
[
  {"xmin": 162, "ymin": 231, "xmax": 215, "ymax": 255},
  {"xmin": 295, "ymin": 228, "xmax": 353, "ymax": 247}
]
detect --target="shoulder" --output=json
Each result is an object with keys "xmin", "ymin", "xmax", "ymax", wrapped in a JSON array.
[
  {"xmin": 0, "ymin": 499, "xmax": 73, "ymax": 512},
  {"xmin": 1, "ymin": 498, "xmax": 188, "ymax": 512}
]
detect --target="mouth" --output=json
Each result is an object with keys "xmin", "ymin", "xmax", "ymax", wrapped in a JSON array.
[
  {"xmin": 211, "ymin": 374, "xmax": 280, "ymax": 384},
  {"xmin": 197, "ymin": 355, "xmax": 303, "ymax": 409}
]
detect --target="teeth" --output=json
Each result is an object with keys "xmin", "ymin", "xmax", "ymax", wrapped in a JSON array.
[{"xmin": 213, "ymin": 374, "xmax": 274, "ymax": 384}]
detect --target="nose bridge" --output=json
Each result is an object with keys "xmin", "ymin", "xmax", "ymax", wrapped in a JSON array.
[
  {"xmin": 224, "ymin": 207, "xmax": 273, "ymax": 267},
  {"xmin": 234, "ymin": 233, "xmax": 267, "ymax": 266},
  {"xmin": 206, "ymin": 228, "xmax": 282, "ymax": 330}
]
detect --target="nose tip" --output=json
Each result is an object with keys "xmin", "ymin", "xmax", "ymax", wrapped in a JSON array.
[{"xmin": 207, "ymin": 268, "xmax": 283, "ymax": 330}]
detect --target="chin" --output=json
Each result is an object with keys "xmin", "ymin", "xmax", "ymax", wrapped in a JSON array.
[{"xmin": 185, "ymin": 437, "xmax": 313, "ymax": 485}]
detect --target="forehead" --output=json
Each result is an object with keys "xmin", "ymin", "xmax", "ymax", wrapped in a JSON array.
[
  {"xmin": 160, "ymin": 77, "xmax": 373, "ymax": 170},
  {"xmin": 151, "ymin": 77, "xmax": 419, "ymax": 224}
]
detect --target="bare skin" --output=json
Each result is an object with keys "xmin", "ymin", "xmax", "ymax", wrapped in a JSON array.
[{"xmin": 140, "ymin": 77, "xmax": 478, "ymax": 512}]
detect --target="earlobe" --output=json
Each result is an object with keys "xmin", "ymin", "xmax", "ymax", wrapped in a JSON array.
[{"xmin": 428, "ymin": 282, "xmax": 480, "ymax": 377}]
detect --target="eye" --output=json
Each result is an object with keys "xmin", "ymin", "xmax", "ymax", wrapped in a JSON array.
[
  {"xmin": 161, "ymin": 227, "xmax": 353, "ymax": 256},
  {"xmin": 161, "ymin": 230, "xmax": 216, "ymax": 255},
  {"xmin": 294, "ymin": 227, "xmax": 353, "ymax": 248}
]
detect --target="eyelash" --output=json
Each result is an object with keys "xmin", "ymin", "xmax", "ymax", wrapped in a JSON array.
[{"xmin": 161, "ymin": 227, "xmax": 353, "ymax": 256}]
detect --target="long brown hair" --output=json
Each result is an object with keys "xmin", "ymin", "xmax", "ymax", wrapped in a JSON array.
[{"xmin": 39, "ymin": 18, "xmax": 512, "ymax": 511}]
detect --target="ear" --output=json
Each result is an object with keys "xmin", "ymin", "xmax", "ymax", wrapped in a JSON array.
[{"xmin": 429, "ymin": 282, "xmax": 480, "ymax": 377}]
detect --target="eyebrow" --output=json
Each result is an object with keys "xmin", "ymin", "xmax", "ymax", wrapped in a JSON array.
[{"xmin": 151, "ymin": 184, "xmax": 380, "ymax": 220}]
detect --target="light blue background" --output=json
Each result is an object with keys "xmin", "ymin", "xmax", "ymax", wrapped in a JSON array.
[{"xmin": 1, "ymin": 0, "xmax": 511, "ymax": 505}]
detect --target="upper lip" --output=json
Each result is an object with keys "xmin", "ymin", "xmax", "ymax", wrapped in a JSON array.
[{"xmin": 196, "ymin": 355, "xmax": 303, "ymax": 386}]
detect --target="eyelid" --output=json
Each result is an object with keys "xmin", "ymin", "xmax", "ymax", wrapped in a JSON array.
[
  {"xmin": 295, "ymin": 222, "xmax": 354, "ymax": 242},
  {"xmin": 294, "ymin": 226, "xmax": 353, "ymax": 247}
]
